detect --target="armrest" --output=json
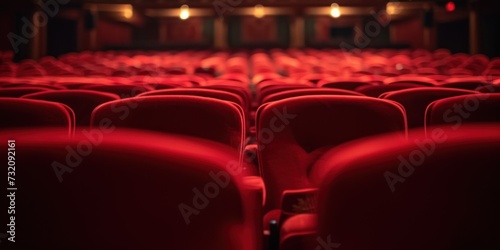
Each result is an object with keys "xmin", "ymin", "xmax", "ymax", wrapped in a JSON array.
[
  {"xmin": 280, "ymin": 188, "xmax": 318, "ymax": 223},
  {"xmin": 242, "ymin": 176, "xmax": 266, "ymax": 207},
  {"xmin": 280, "ymin": 214, "xmax": 318, "ymax": 250}
]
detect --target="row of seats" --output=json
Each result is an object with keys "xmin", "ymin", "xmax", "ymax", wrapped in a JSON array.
[
  {"xmin": 2, "ymin": 48, "xmax": 500, "ymax": 78},
  {"xmin": 3, "ymin": 125, "xmax": 499, "ymax": 250},
  {"xmin": 2, "ymin": 49, "xmax": 500, "ymax": 250}
]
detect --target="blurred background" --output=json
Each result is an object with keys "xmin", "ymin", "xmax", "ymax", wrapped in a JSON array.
[{"xmin": 0, "ymin": 0, "xmax": 499, "ymax": 61}]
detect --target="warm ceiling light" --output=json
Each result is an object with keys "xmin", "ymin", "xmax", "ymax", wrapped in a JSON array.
[
  {"xmin": 386, "ymin": 2, "xmax": 399, "ymax": 15},
  {"xmin": 123, "ymin": 5, "xmax": 133, "ymax": 19},
  {"xmin": 254, "ymin": 4, "xmax": 265, "ymax": 18},
  {"xmin": 330, "ymin": 3, "xmax": 341, "ymax": 18},
  {"xmin": 446, "ymin": 1, "xmax": 456, "ymax": 12},
  {"xmin": 179, "ymin": 4, "xmax": 190, "ymax": 20}
]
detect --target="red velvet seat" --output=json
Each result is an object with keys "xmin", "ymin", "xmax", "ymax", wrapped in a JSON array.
[
  {"xmin": 256, "ymin": 95, "xmax": 407, "ymax": 213},
  {"xmin": 202, "ymin": 83, "xmax": 252, "ymax": 110},
  {"xmin": 0, "ymin": 98, "xmax": 74, "ymax": 135},
  {"xmin": 425, "ymin": 93, "xmax": 500, "ymax": 129},
  {"xmin": 82, "ymin": 85, "xmax": 153, "ymax": 98},
  {"xmin": 318, "ymin": 78, "xmax": 372, "ymax": 90},
  {"xmin": 355, "ymin": 83, "xmax": 423, "ymax": 97},
  {"xmin": 261, "ymin": 88, "xmax": 363, "ymax": 104},
  {"xmin": 0, "ymin": 128, "xmax": 260, "ymax": 250},
  {"xmin": 477, "ymin": 84, "xmax": 500, "ymax": 93},
  {"xmin": 257, "ymin": 83, "xmax": 312, "ymax": 105},
  {"xmin": 23, "ymin": 90, "xmax": 120, "ymax": 126},
  {"xmin": 282, "ymin": 125, "xmax": 500, "ymax": 250},
  {"xmin": 382, "ymin": 87, "xmax": 477, "ymax": 128},
  {"xmin": 384, "ymin": 76, "xmax": 437, "ymax": 86},
  {"xmin": 0, "ymin": 87, "xmax": 53, "ymax": 97},
  {"xmin": 91, "ymin": 96, "xmax": 245, "ymax": 153},
  {"xmin": 138, "ymin": 88, "xmax": 246, "ymax": 112},
  {"xmin": 438, "ymin": 77, "xmax": 492, "ymax": 90}
]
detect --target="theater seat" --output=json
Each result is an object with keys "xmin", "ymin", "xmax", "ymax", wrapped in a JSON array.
[
  {"xmin": 23, "ymin": 90, "xmax": 120, "ymax": 126},
  {"xmin": 382, "ymin": 88, "xmax": 477, "ymax": 129},
  {"xmin": 138, "ymin": 88, "xmax": 247, "ymax": 112},
  {"xmin": 0, "ymin": 87, "xmax": 53, "ymax": 97},
  {"xmin": 261, "ymin": 88, "xmax": 363, "ymax": 104},
  {"xmin": 0, "ymin": 128, "xmax": 260, "ymax": 250},
  {"xmin": 425, "ymin": 93, "xmax": 500, "ymax": 129},
  {"xmin": 439, "ymin": 77, "xmax": 492, "ymax": 90},
  {"xmin": 91, "ymin": 96, "xmax": 245, "ymax": 154},
  {"xmin": 284, "ymin": 125, "xmax": 500, "ymax": 250},
  {"xmin": 82, "ymin": 85, "xmax": 153, "ymax": 98},
  {"xmin": 355, "ymin": 83, "xmax": 423, "ymax": 97},
  {"xmin": 0, "ymin": 98, "xmax": 74, "ymax": 135},
  {"xmin": 256, "ymin": 95, "xmax": 407, "ymax": 213}
]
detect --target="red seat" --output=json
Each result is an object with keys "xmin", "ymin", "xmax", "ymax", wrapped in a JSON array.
[
  {"xmin": 261, "ymin": 88, "xmax": 363, "ymax": 104},
  {"xmin": 382, "ymin": 87, "xmax": 477, "ymax": 128},
  {"xmin": 23, "ymin": 90, "xmax": 120, "ymax": 126},
  {"xmin": 318, "ymin": 77, "xmax": 372, "ymax": 90},
  {"xmin": 355, "ymin": 83, "xmax": 423, "ymax": 97},
  {"xmin": 257, "ymin": 83, "xmax": 312, "ymax": 105},
  {"xmin": 138, "ymin": 88, "xmax": 246, "ymax": 112},
  {"xmin": 256, "ymin": 96, "xmax": 407, "ymax": 213},
  {"xmin": 0, "ymin": 128, "xmax": 260, "ymax": 250},
  {"xmin": 0, "ymin": 98, "xmax": 74, "ymax": 135},
  {"xmin": 91, "ymin": 96, "xmax": 245, "ymax": 153},
  {"xmin": 82, "ymin": 85, "xmax": 153, "ymax": 98},
  {"xmin": 439, "ymin": 77, "xmax": 492, "ymax": 90},
  {"xmin": 477, "ymin": 84, "xmax": 500, "ymax": 93},
  {"xmin": 384, "ymin": 76, "xmax": 437, "ymax": 86},
  {"xmin": 0, "ymin": 87, "xmax": 53, "ymax": 97},
  {"xmin": 283, "ymin": 125, "xmax": 500, "ymax": 250},
  {"xmin": 425, "ymin": 93, "xmax": 500, "ymax": 129}
]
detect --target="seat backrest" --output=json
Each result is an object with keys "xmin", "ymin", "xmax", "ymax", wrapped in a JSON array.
[
  {"xmin": 355, "ymin": 83, "xmax": 423, "ymax": 97},
  {"xmin": 0, "ymin": 98, "xmax": 74, "ymax": 135},
  {"xmin": 383, "ymin": 87, "xmax": 477, "ymax": 128},
  {"xmin": 23, "ymin": 90, "xmax": 120, "ymax": 126},
  {"xmin": 318, "ymin": 79, "xmax": 372, "ymax": 90},
  {"xmin": 383, "ymin": 76, "xmax": 437, "ymax": 86},
  {"xmin": 311, "ymin": 125, "xmax": 500, "ymax": 250},
  {"xmin": 82, "ymin": 85, "xmax": 153, "ymax": 98},
  {"xmin": 0, "ymin": 87, "xmax": 53, "ymax": 97},
  {"xmin": 257, "ymin": 84, "xmax": 312, "ymax": 105},
  {"xmin": 425, "ymin": 93, "xmax": 500, "ymax": 129},
  {"xmin": 256, "ymin": 95, "xmax": 407, "ymax": 211},
  {"xmin": 439, "ymin": 77, "xmax": 492, "ymax": 90},
  {"xmin": 0, "ymin": 128, "xmax": 258, "ymax": 250},
  {"xmin": 91, "ymin": 96, "xmax": 245, "ymax": 152},
  {"xmin": 137, "ymin": 88, "xmax": 246, "ymax": 111},
  {"xmin": 261, "ymin": 88, "xmax": 363, "ymax": 104}
]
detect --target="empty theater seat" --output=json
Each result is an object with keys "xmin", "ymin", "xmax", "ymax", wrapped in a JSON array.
[
  {"xmin": 138, "ymin": 88, "xmax": 247, "ymax": 112},
  {"xmin": 355, "ymin": 83, "xmax": 424, "ymax": 97},
  {"xmin": 91, "ymin": 96, "xmax": 245, "ymax": 153},
  {"xmin": 0, "ymin": 87, "xmax": 53, "ymax": 97},
  {"xmin": 0, "ymin": 128, "xmax": 260, "ymax": 250},
  {"xmin": 438, "ymin": 77, "xmax": 492, "ymax": 90},
  {"xmin": 425, "ymin": 93, "xmax": 500, "ymax": 129},
  {"xmin": 382, "ymin": 87, "xmax": 478, "ymax": 128},
  {"xmin": 23, "ymin": 90, "xmax": 120, "ymax": 126},
  {"xmin": 280, "ymin": 125, "xmax": 500, "ymax": 250},
  {"xmin": 256, "ymin": 95, "xmax": 407, "ymax": 214},
  {"xmin": 317, "ymin": 77, "xmax": 372, "ymax": 90},
  {"xmin": 82, "ymin": 85, "xmax": 153, "ymax": 98},
  {"xmin": 261, "ymin": 88, "xmax": 363, "ymax": 104},
  {"xmin": 0, "ymin": 98, "xmax": 74, "ymax": 134}
]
